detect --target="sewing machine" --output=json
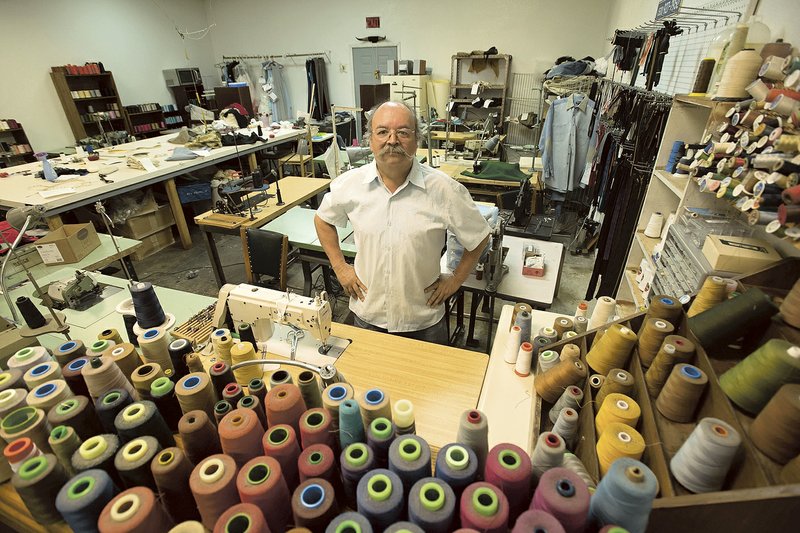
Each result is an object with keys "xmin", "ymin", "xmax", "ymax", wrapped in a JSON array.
[
  {"xmin": 47, "ymin": 271, "xmax": 102, "ymax": 310},
  {"xmin": 214, "ymin": 284, "xmax": 350, "ymax": 366},
  {"xmin": 214, "ymin": 170, "xmax": 275, "ymax": 217}
]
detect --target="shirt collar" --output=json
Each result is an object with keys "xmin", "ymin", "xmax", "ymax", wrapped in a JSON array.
[
  {"xmin": 362, "ymin": 158, "xmax": 426, "ymax": 190},
  {"xmin": 567, "ymin": 93, "xmax": 589, "ymax": 112}
]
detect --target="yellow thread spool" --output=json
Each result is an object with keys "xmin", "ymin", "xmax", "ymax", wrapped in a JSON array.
[
  {"xmin": 595, "ymin": 393, "xmax": 641, "ymax": 436},
  {"xmin": 211, "ymin": 329, "xmax": 234, "ymax": 366},
  {"xmin": 586, "ymin": 324, "xmax": 638, "ymax": 375},
  {"xmin": 230, "ymin": 342, "xmax": 262, "ymax": 385},
  {"xmin": 637, "ymin": 318, "xmax": 675, "ymax": 367},
  {"xmin": 98, "ymin": 328, "xmax": 124, "ymax": 345},
  {"xmin": 687, "ymin": 276, "xmax": 728, "ymax": 317},
  {"xmin": 131, "ymin": 363, "xmax": 165, "ymax": 399},
  {"xmin": 534, "ymin": 359, "xmax": 587, "ymax": 404},
  {"xmin": 642, "ymin": 295, "xmax": 683, "ymax": 329},
  {"xmin": 595, "ymin": 369, "xmax": 634, "ymax": 408},
  {"xmin": 596, "ymin": 422, "xmax": 645, "ymax": 477}
]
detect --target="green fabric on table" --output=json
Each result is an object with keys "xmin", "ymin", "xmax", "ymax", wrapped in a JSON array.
[{"xmin": 460, "ymin": 161, "xmax": 528, "ymax": 182}]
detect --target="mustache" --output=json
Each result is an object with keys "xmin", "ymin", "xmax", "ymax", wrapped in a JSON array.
[{"xmin": 379, "ymin": 145, "xmax": 413, "ymax": 158}]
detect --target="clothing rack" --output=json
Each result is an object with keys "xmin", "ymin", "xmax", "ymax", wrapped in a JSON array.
[{"xmin": 222, "ymin": 51, "xmax": 331, "ymax": 63}]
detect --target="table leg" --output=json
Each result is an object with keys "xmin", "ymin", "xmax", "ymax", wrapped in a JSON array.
[
  {"xmin": 201, "ymin": 229, "xmax": 226, "ymax": 287},
  {"xmin": 164, "ymin": 178, "xmax": 193, "ymax": 249},
  {"xmin": 321, "ymin": 265, "xmax": 335, "ymax": 295},
  {"xmin": 122, "ymin": 257, "xmax": 138, "ymax": 281},
  {"xmin": 466, "ymin": 292, "xmax": 483, "ymax": 347},
  {"xmin": 486, "ymin": 293, "xmax": 496, "ymax": 353}
]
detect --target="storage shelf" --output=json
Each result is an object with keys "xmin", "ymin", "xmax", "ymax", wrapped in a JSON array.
[
  {"xmin": 127, "ymin": 110, "xmax": 163, "ymax": 116},
  {"xmin": 73, "ymin": 96, "xmax": 117, "ymax": 102},
  {"xmin": 64, "ymin": 72, "xmax": 111, "ymax": 78},
  {"xmin": 673, "ymin": 94, "xmax": 715, "ymax": 108},
  {"xmin": 635, "ymin": 230, "xmax": 660, "ymax": 266},
  {"xmin": 624, "ymin": 268, "xmax": 645, "ymax": 309},
  {"xmin": 653, "ymin": 169, "xmax": 689, "ymax": 197}
]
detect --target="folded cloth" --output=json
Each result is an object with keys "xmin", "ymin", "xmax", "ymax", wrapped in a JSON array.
[
  {"xmin": 168, "ymin": 127, "xmax": 191, "ymax": 145},
  {"xmin": 461, "ymin": 160, "xmax": 530, "ymax": 182},
  {"xmin": 186, "ymin": 131, "xmax": 222, "ymax": 149},
  {"xmin": 166, "ymin": 147, "xmax": 199, "ymax": 161}
]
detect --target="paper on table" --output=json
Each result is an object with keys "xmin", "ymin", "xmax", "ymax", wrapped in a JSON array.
[
  {"xmin": 190, "ymin": 148, "xmax": 211, "ymax": 157},
  {"xmin": 139, "ymin": 158, "xmax": 157, "ymax": 172},
  {"xmin": 40, "ymin": 188, "xmax": 76, "ymax": 198}
]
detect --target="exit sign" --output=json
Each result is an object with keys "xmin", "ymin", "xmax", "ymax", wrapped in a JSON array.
[{"xmin": 366, "ymin": 16, "xmax": 380, "ymax": 28}]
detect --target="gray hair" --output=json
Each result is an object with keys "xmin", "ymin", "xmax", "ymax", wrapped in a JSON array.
[{"xmin": 363, "ymin": 101, "xmax": 423, "ymax": 147}]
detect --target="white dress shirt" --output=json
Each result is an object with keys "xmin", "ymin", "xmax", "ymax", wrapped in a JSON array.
[{"xmin": 316, "ymin": 159, "xmax": 491, "ymax": 332}]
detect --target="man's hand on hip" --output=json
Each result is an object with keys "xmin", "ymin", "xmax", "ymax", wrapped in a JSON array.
[
  {"xmin": 425, "ymin": 273, "xmax": 461, "ymax": 307},
  {"xmin": 333, "ymin": 264, "xmax": 367, "ymax": 301}
]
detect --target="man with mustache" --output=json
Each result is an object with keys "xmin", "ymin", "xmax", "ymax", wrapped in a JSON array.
[{"xmin": 314, "ymin": 101, "xmax": 490, "ymax": 344}]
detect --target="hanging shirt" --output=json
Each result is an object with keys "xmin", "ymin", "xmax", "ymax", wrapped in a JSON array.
[
  {"xmin": 539, "ymin": 93, "xmax": 596, "ymax": 193},
  {"xmin": 316, "ymin": 159, "xmax": 491, "ymax": 332}
]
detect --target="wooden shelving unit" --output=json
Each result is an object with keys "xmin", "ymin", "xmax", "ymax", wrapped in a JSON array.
[
  {"xmin": 170, "ymin": 84, "xmax": 216, "ymax": 126},
  {"xmin": 450, "ymin": 53, "xmax": 512, "ymax": 132},
  {"xmin": 125, "ymin": 103, "xmax": 166, "ymax": 138},
  {"xmin": 0, "ymin": 120, "xmax": 36, "ymax": 168},
  {"xmin": 50, "ymin": 66, "xmax": 131, "ymax": 140}
]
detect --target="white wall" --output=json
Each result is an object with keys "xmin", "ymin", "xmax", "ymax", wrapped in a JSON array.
[
  {"xmin": 204, "ymin": 0, "xmax": 615, "ymax": 116},
  {"xmin": 0, "ymin": 0, "xmax": 215, "ymax": 152}
]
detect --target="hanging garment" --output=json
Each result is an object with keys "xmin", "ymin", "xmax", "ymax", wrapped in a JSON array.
[
  {"xmin": 538, "ymin": 93, "xmax": 597, "ymax": 193},
  {"xmin": 306, "ymin": 57, "xmax": 330, "ymax": 119},
  {"xmin": 263, "ymin": 60, "xmax": 293, "ymax": 122},
  {"xmin": 611, "ymin": 31, "xmax": 644, "ymax": 71}
]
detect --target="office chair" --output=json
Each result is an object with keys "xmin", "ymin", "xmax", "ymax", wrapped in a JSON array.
[{"xmin": 245, "ymin": 228, "xmax": 289, "ymax": 290}]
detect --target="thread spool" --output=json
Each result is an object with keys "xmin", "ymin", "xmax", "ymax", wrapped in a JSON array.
[
  {"xmin": 1, "ymin": 405, "xmax": 51, "ymax": 454},
  {"xmin": 539, "ymin": 350, "xmax": 560, "ymax": 372},
  {"xmin": 719, "ymin": 339, "xmax": 800, "ymax": 414},
  {"xmin": 434, "ymin": 443, "xmax": 478, "ymax": 500},
  {"xmin": 717, "ymin": 49, "xmax": 763, "ymax": 99},
  {"xmin": 341, "ymin": 442, "xmax": 377, "ymax": 509},
  {"xmin": 325, "ymin": 512, "xmax": 374, "ymax": 533},
  {"xmin": 408, "ymin": 477, "xmax": 456, "ymax": 533},
  {"xmin": 355, "ymin": 388, "xmax": 390, "ymax": 430},
  {"xmin": 210, "ymin": 361, "xmax": 236, "ymax": 400},
  {"xmin": 96, "ymin": 389, "xmax": 133, "ymax": 433},
  {"xmin": 513, "ymin": 510, "xmax": 566, "ymax": 533},
  {"xmin": 746, "ymin": 78, "xmax": 770, "ymax": 100},
  {"xmin": 137, "ymin": 327, "xmax": 174, "ymax": 375},
  {"xmin": 169, "ymin": 521, "xmax": 206, "ymax": 532},
  {"xmin": 219, "ymin": 408, "xmax": 265, "ymax": 469},
  {"xmin": 131, "ymin": 363, "xmax": 165, "ymax": 399},
  {"xmin": 596, "ymin": 423, "xmax": 645, "ymax": 478},
  {"xmin": 237, "ymin": 456, "xmax": 292, "ymax": 533},
  {"xmin": 211, "ymin": 329, "xmax": 234, "ymax": 366},
  {"xmin": 230, "ymin": 342, "xmax": 262, "ymax": 385},
  {"xmin": 8, "ymin": 346, "xmax": 52, "ymax": 376},
  {"xmin": 56, "ymin": 468, "xmax": 119, "ymax": 532},
  {"xmin": 548, "ymin": 386, "xmax": 583, "ymax": 424},
  {"xmin": 215, "ymin": 401, "xmax": 234, "ymax": 427},
  {"xmin": 769, "ymin": 94, "xmax": 800, "ymax": 116},
  {"xmin": 102, "ymin": 343, "xmax": 141, "ymax": 383},
  {"xmin": 46, "ymin": 395, "xmax": 102, "ymax": 440},
  {"xmin": 262, "ymin": 424, "xmax": 301, "ymax": 490},
  {"xmin": 531, "ymin": 336, "xmax": 551, "ymax": 357},
  {"xmin": 655, "ymin": 364, "xmax": 708, "ymax": 423},
  {"xmin": 780, "ymin": 279, "xmax": 800, "ymax": 328},
  {"xmin": 780, "ymin": 455, "xmax": 800, "ymax": 484},
  {"xmin": 589, "ymin": 374, "xmax": 605, "ymax": 392},
  {"xmin": 511, "ymin": 302, "xmax": 533, "ymax": 327},
  {"xmin": 689, "ymin": 288, "xmax": 777, "ymax": 349},
  {"xmin": 176, "ymin": 372, "xmax": 216, "ymax": 420},
  {"xmin": 514, "ymin": 342, "xmax": 534, "ymax": 377},
  {"xmin": 0, "ymin": 389, "xmax": 27, "ymax": 423},
  {"xmin": 267, "ymin": 383, "xmax": 307, "ymax": 438},
  {"xmin": 514, "ymin": 310, "xmax": 532, "ymax": 344},
  {"xmin": 62, "ymin": 357, "xmax": 90, "ymax": 398},
  {"xmin": 392, "ymin": 398, "xmax": 415, "ymax": 435},
  {"xmin": 456, "ymin": 409, "xmax": 488, "ymax": 476},
  {"xmin": 152, "ymin": 447, "xmax": 201, "ymax": 523},
  {"xmin": 167, "ymin": 339, "xmax": 192, "ymax": 381},
  {"xmin": 589, "ymin": 458, "xmax": 657, "ymax": 533},
  {"xmin": 503, "ymin": 326, "xmax": 522, "ymax": 364},
  {"xmin": 83, "ymin": 356, "xmax": 138, "ymax": 402},
  {"xmin": 114, "ymin": 436, "xmax": 161, "ymax": 490},
  {"xmin": 298, "ymin": 371, "xmax": 323, "ymax": 409},
  {"xmin": 531, "ymin": 431, "xmax": 565, "ymax": 480},
  {"xmin": 637, "ymin": 318, "xmax": 675, "ymax": 367},
  {"xmin": 151, "ymin": 377, "xmax": 182, "ymax": 431},
  {"xmin": 49, "ymin": 425, "xmax": 80, "ymax": 476},
  {"xmin": 292, "ymin": 478, "xmax": 339, "ymax": 531},
  {"xmin": 534, "ymin": 359, "xmax": 588, "ymax": 404},
  {"xmin": 459, "ymin": 481, "xmax": 509, "ymax": 533},
  {"xmin": 52, "ymin": 340, "xmax": 86, "ymax": 366},
  {"xmin": 269, "ymin": 369, "xmax": 293, "ymax": 388},
  {"xmin": 129, "ymin": 282, "xmax": 167, "ymax": 329},
  {"xmin": 222, "ymin": 383, "xmax": 245, "ymax": 406},
  {"xmin": 190, "ymin": 454, "xmax": 241, "ymax": 530},
  {"xmin": 212, "ymin": 503, "xmax": 269, "ymax": 533},
  {"xmin": 26, "ymin": 379, "xmax": 73, "ymax": 412},
  {"xmin": 356, "ymin": 469, "xmax": 404, "ymax": 531},
  {"xmin": 186, "ymin": 353, "xmax": 204, "ymax": 373},
  {"xmin": 595, "ymin": 394, "xmax": 641, "ymax": 436},
  {"xmin": 388, "ymin": 434, "xmax": 432, "ymax": 498},
  {"xmin": 530, "ymin": 466, "xmax": 590, "ymax": 533},
  {"xmin": 98, "ymin": 485, "xmax": 174, "ymax": 532},
  {"xmin": 23, "ymin": 361, "xmax": 61, "ymax": 390},
  {"xmin": 4, "ymin": 437, "xmax": 41, "ymax": 474},
  {"xmin": 550, "ymin": 318, "xmax": 573, "ymax": 341},
  {"xmin": 691, "ymin": 58, "xmax": 715, "ymax": 94},
  {"xmin": 586, "ymin": 324, "xmax": 637, "ymax": 376},
  {"xmin": 322, "ymin": 383, "xmax": 354, "ymax": 431},
  {"xmin": 0, "ymin": 371, "xmax": 25, "ymax": 403},
  {"xmin": 670, "ymin": 418, "xmax": 741, "ymax": 493},
  {"xmin": 643, "ymin": 212, "xmax": 664, "ymax": 239},
  {"xmin": 14, "ymin": 296, "xmax": 46, "ymax": 329},
  {"xmin": 367, "ymin": 417, "xmax": 395, "ymax": 468},
  {"xmin": 573, "ymin": 314, "xmax": 588, "ymax": 334},
  {"xmin": 645, "ymin": 343, "xmax": 686, "ymax": 398},
  {"xmin": 114, "ymin": 400, "xmax": 175, "ymax": 449},
  {"xmin": 298, "ymin": 443, "xmax": 337, "ymax": 488},
  {"xmin": 484, "ymin": 443, "xmax": 531, "ymax": 522},
  {"xmin": 779, "ymin": 203, "xmax": 800, "ymax": 224},
  {"xmin": 589, "ymin": 297, "xmax": 616, "ymax": 330},
  {"xmin": 238, "ymin": 395, "xmax": 268, "ymax": 431},
  {"xmin": 249, "ymin": 378, "xmax": 267, "ymax": 406},
  {"xmin": 12, "ymin": 453, "xmax": 68, "ymax": 525},
  {"xmin": 86, "ymin": 340, "xmax": 116, "ymax": 359},
  {"xmin": 561, "ymin": 452, "xmax": 596, "ymax": 492},
  {"xmin": 178, "ymin": 410, "xmax": 222, "ymax": 465},
  {"xmin": 299, "ymin": 408, "xmax": 337, "ymax": 451},
  {"xmin": 687, "ymin": 276, "xmax": 728, "ymax": 317},
  {"xmin": 123, "ymin": 314, "xmax": 139, "ymax": 347},
  {"xmin": 560, "ymin": 343, "xmax": 581, "ymax": 360},
  {"xmin": 339, "ymin": 399, "xmax": 366, "ymax": 449},
  {"xmin": 552, "ymin": 408, "xmax": 580, "ymax": 448},
  {"xmin": 538, "ymin": 327, "xmax": 559, "ymax": 345},
  {"xmin": 71, "ymin": 434, "xmax": 121, "ymax": 486}
]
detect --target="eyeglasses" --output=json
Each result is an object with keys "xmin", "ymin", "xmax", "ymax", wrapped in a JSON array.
[{"xmin": 372, "ymin": 128, "xmax": 415, "ymax": 140}]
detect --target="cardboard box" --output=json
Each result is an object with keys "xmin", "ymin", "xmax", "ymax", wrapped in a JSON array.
[
  {"xmin": 120, "ymin": 204, "xmax": 175, "ymax": 239},
  {"xmin": 35, "ymin": 223, "xmax": 101, "ymax": 265},
  {"xmin": 521, "ymin": 243, "xmax": 545, "ymax": 277},
  {"xmin": 702, "ymin": 234, "xmax": 781, "ymax": 274},
  {"xmin": 131, "ymin": 226, "xmax": 176, "ymax": 261}
]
